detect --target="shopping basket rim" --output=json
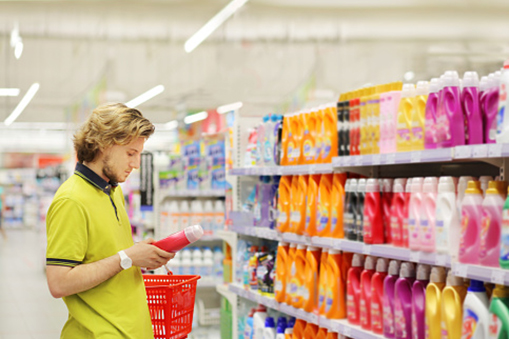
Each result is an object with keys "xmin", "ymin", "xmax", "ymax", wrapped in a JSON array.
[{"xmin": 143, "ymin": 274, "xmax": 201, "ymax": 289}]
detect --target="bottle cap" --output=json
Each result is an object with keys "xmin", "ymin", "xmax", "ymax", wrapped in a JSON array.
[
  {"xmin": 468, "ymin": 279, "xmax": 486, "ymax": 293},
  {"xmin": 422, "ymin": 177, "xmax": 438, "ymax": 193},
  {"xmin": 297, "ymin": 244, "xmax": 307, "ymax": 250},
  {"xmin": 443, "ymin": 70, "xmax": 460, "ymax": 87},
  {"xmin": 415, "ymin": 81, "xmax": 430, "ymax": 96},
  {"xmin": 428, "ymin": 78, "xmax": 440, "ymax": 93},
  {"xmin": 364, "ymin": 256, "xmax": 376, "ymax": 270},
  {"xmin": 289, "ymin": 243, "xmax": 297, "ymax": 249},
  {"xmin": 248, "ymin": 308, "xmax": 257, "ymax": 317},
  {"xmin": 486, "ymin": 181, "xmax": 506, "ymax": 195},
  {"xmin": 287, "ymin": 317, "xmax": 296, "ymax": 329},
  {"xmin": 504, "ymin": 60, "xmax": 509, "ymax": 69},
  {"xmin": 307, "ymin": 246, "xmax": 320, "ymax": 252},
  {"xmin": 376, "ymin": 258, "xmax": 389, "ymax": 273},
  {"xmin": 277, "ymin": 317, "xmax": 287, "ymax": 334},
  {"xmin": 446, "ymin": 270, "xmax": 464, "ymax": 286},
  {"xmin": 463, "ymin": 71, "xmax": 479, "ymax": 88},
  {"xmin": 357, "ymin": 178, "xmax": 367, "ymax": 193},
  {"xmin": 399, "ymin": 262, "xmax": 416, "ymax": 278},
  {"xmin": 416, "ymin": 264, "xmax": 431, "ymax": 281},
  {"xmin": 352, "ymin": 253, "xmax": 365, "ymax": 267},
  {"xmin": 458, "ymin": 176, "xmax": 476, "ymax": 194},
  {"xmin": 256, "ymin": 304, "xmax": 267, "ymax": 313},
  {"xmin": 405, "ymin": 178, "xmax": 413, "ymax": 193},
  {"xmin": 366, "ymin": 178, "xmax": 380, "ymax": 193},
  {"xmin": 430, "ymin": 266, "xmax": 446, "ymax": 283},
  {"xmin": 328, "ymin": 249, "xmax": 340, "ymax": 255},
  {"xmin": 349, "ymin": 178, "xmax": 358, "ymax": 192},
  {"xmin": 383, "ymin": 178, "xmax": 394, "ymax": 193},
  {"xmin": 278, "ymin": 242, "xmax": 289, "ymax": 247},
  {"xmin": 401, "ymin": 83, "xmax": 416, "ymax": 98},
  {"xmin": 345, "ymin": 179, "xmax": 351, "ymax": 192},
  {"xmin": 492, "ymin": 285, "xmax": 509, "ymax": 298},
  {"xmin": 388, "ymin": 260, "xmax": 401, "ymax": 276},
  {"xmin": 265, "ymin": 317, "xmax": 275, "ymax": 328},
  {"xmin": 184, "ymin": 225, "xmax": 204, "ymax": 243},
  {"xmin": 411, "ymin": 177, "xmax": 424, "ymax": 193},
  {"xmin": 438, "ymin": 176, "xmax": 456, "ymax": 193},
  {"xmin": 393, "ymin": 178, "xmax": 407, "ymax": 193},
  {"xmin": 479, "ymin": 76, "xmax": 489, "ymax": 92},
  {"xmin": 465, "ymin": 181, "xmax": 482, "ymax": 195}
]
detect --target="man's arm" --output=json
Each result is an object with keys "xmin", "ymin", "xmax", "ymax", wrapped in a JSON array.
[{"xmin": 46, "ymin": 238, "xmax": 174, "ymax": 298}]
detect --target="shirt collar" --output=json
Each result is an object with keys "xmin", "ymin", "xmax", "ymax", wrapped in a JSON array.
[{"xmin": 74, "ymin": 162, "xmax": 118, "ymax": 194}]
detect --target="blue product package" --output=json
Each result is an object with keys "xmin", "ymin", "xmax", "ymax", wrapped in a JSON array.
[
  {"xmin": 211, "ymin": 157, "xmax": 226, "ymax": 190},
  {"xmin": 206, "ymin": 139, "xmax": 226, "ymax": 158},
  {"xmin": 182, "ymin": 140, "xmax": 201, "ymax": 158},
  {"xmin": 185, "ymin": 157, "xmax": 200, "ymax": 190}
]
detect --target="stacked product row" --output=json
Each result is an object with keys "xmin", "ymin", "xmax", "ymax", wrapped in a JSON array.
[{"xmin": 166, "ymin": 246, "xmax": 224, "ymax": 282}]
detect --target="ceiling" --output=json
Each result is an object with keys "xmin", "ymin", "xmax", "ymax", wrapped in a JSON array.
[{"xmin": 1, "ymin": 0, "xmax": 509, "ymax": 152}]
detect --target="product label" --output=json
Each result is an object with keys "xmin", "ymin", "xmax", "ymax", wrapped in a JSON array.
[
  {"xmin": 360, "ymin": 298, "xmax": 368, "ymax": 325},
  {"xmin": 501, "ymin": 209, "xmax": 509, "ymax": 261},
  {"xmin": 441, "ymin": 321, "xmax": 449, "ymax": 339},
  {"xmin": 420, "ymin": 218, "xmax": 431, "ymax": 244},
  {"xmin": 364, "ymin": 218, "xmax": 371, "ymax": 238},
  {"xmin": 391, "ymin": 216, "xmax": 402, "ymax": 244},
  {"xmin": 394, "ymin": 302, "xmax": 407, "ymax": 339},
  {"xmin": 264, "ymin": 140, "xmax": 273, "ymax": 163},
  {"xmin": 318, "ymin": 286, "xmax": 326, "ymax": 309},
  {"xmin": 461, "ymin": 309, "xmax": 479, "ymax": 339},
  {"xmin": 459, "ymin": 210, "xmax": 470, "ymax": 256},
  {"xmin": 479, "ymin": 210, "xmax": 492, "ymax": 259},
  {"xmin": 290, "ymin": 211, "xmax": 301, "ymax": 224},
  {"xmin": 489, "ymin": 313, "xmax": 502, "ymax": 339},
  {"xmin": 317, "ymin": 206, "xmax": 329, "ymax": 232},
  {"xmin": 305, "ymin": 206, "xmax": 312, "ymax": 228},
  {"xmin": 322, "ymin": 140, "xmax": 331, "ymax": 159},
  {"xmin": 436, "ymin": 114, "xmax": 450, "ymax": 143},
  {"xmin": 383, "ymin": 298, "xmax": 394, "ymax": 335},
  {"xmin": 303, "ymin": 139, "xmax": 315, "ymax": 161},
  {"xmin": 287, "ymin": 142, "xmax": 295, "ymax": 163},
  {"xmin": 275, "ymin": 280, "xmax": 283, "ymax": 293},
  {"xmin": 412, "ymin": 126, "xmax": 423, "ymax": 141},
  {"xmin": 435, "ymin": 203, "xmax": 447, "ymax": 250},
  {"xmin": 277, "ymin": 210, "xmax": 288, "ymax": 224},
  {"xmin": 412, "ymin": 308, "xmax": 418, "ymax": 339},
  {"xmin": 347, "ymin": 294, "xmax": 356, "ymax": 320},
  {"xmin": 408, "ymin": 218, "xmax": 418, "ymax": 242},
  {"xmin": 371, "ymin": 301, "xmax": 382, "ymax": 330}
]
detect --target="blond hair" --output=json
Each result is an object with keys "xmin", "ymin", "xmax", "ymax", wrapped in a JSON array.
[{"xmin": 73, "ymin": 103, "xmax": 155, "ymax": 163}]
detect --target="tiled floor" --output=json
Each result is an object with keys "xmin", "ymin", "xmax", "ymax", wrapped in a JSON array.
[{"xmin": 0, "ymin": 228, "xmax": 67, "ymax": 339}]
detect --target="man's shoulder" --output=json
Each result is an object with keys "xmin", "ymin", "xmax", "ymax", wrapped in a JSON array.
[{"xmin": 53, "ymin": 174, "xmax": 93, "ymax": 202}]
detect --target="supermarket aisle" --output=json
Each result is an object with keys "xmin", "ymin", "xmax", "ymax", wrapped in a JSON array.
[{"xmin": 0, "ymin": 229, "xmax": 67, "ymax": 339}]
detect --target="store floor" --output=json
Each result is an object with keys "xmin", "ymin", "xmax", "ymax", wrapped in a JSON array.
[{"xmin": 0, "ymin": 228, "xmax": 67, "ymax": 339}]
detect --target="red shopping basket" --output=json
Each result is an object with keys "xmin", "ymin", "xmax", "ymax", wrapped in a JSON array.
[{"xmin": 143, "ymin": 274, "xmax": 201, "ymax": 339}]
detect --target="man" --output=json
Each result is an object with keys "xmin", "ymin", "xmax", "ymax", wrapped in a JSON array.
[{"xmin": 46, "ymin": 103, "xmax": 174, "ymax": 338}]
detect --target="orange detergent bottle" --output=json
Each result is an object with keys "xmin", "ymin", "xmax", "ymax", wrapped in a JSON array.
[
  {"xmin": 325, "ymin": 249, "xmax": 346, "ymax": 319},
  {"xmin": 290, "ymin": 175, "xmax": 309, "ymax": 235},
  {"xmin": 289, "ymin": 175, "xmax": 300, "ymax": 233},
  {"xmin": 326, "ymin": 332, "xmax": 338, "ymax": 339},
  {"xmin": 321, "ymin": 103, "xmax": 338, "ymax": 163},
  {"xmin": 286, "ymin": 113, "xmax": 300, "ymax": 165},
  {"xmin": 290, "ymin": 244, "xmax": 308, "ymax": 308},
  {"xmin": 305, "ymin": 174, "xmax": 321, "ymax": 237},
  {"xmin": 296, "ymin": 112, "xmax": 305, "ymax": 165},
  {"xmin": 276, "ymin": 176, "xmax": 293, "ymax": 233},
  {"xmin": 292, "ymin": 319, "xmax": 307, "ymax": 339},
  {"xmin": 316, "ymin": 174, "xmax": 333, "ymax": 237},
  {"xmin": 302, "ymin": 110, "xmax": 317, "ymax": 164},
  {"xmin": 316, "ymin": 327, "xmax": 328, "ymax": 339},
  {"xmin": 329, "ymin": 172, "xmax": 348, "ymax": 238},
  {"xmin": 317, "ymin": 249, "xmax": 330, "ymax": 316},
  {"xmin": 303, "ymin": 246, "xmax": 322, "ymax": 313},
  {"xmin": 281, "ymin": 114, "xmax": 291, "ymax": 166},
  {"xmin": 302, "ymin": 322, "xmax": 318, "ymax": 339},
  {"xmin": 285, "ymin": 243, "xmax": 297, "ymax": 305},
  {"xmin": 315, "ymin": 108, "xmax": 324, "ymax": 164},
  {"xmin": 274, "ymin": 241, "xmax": 290, "ymax": 303}
]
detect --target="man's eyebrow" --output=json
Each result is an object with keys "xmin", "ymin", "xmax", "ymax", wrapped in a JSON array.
[{"xmin": 129, "ymin": 148, "xmax": 140, "ymax": 153}]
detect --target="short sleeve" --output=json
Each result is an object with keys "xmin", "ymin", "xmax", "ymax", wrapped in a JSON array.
[{"xmin": 46, "ymin": 198, "xmax": 88, "ymax": 267}]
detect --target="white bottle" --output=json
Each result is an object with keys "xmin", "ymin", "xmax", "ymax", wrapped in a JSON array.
[
  {"xmin": 408, "ymin": 177, "xmax": 424, "ymax": 251},
  {"xmin": 180, "ymin": 200, "xmax": 191, "ymax": 231},
  {"xmin": 166, "ymin": 251, "xmax": 181, "ymax": 275},
  {"xmin": 263, "ymin": 316, "xmax": 276, "ymax": 339},
  {"xmin": 435, "ymin": 177, "xmax": 460, "ymax": 257},
  {"xmin": 192, "ymin": 247, "xmax": 203, "ymax": 276},
  {"xmin": 457, "ymin": 176, "xmax": 475, "ymax": 215},
  {"xmin": 497, "ymin": 60, "xmax": 509, "ymax": 143},
  {"xmin": 253, "ymin": 305, "xmax": 268, "ymax": 339},
  {"xmin": 263, "ymin": 115, "xmax": 276, "ymax": 167},
  {"xmin": 203, "ymin": 200, "xmax": 215, "ymax": 236},
  {"xmin": 213, "ymin": 246, "xmax": 224, "ymax": 283},
  {"xmin": 461, "ymin": 279, "xmax": 489, "ymax": 339},
  {"xmin": 181, "ymin": 248, "xmax": 192, "ymax": 275},
  {"xmin": 214, "ymin": 200, "xmax": 225, "ymax": 232},
  {"xmin": 479, "ymin": 176, "xmax": 493, "ymax": 197},
  {"xmin": 203, "ymin": 247, "xmax": 214, "ymax": 277},
  {"xmin": 191, "ymin": 200, "xmax": 205, "ymax": 234},
  {"xmin": 419, "ymin": 177, "xmax": 438, "ymax": 252},
  {"xmin": 166, "ymin": 200, "xmax": 180, "ymax": 235}
]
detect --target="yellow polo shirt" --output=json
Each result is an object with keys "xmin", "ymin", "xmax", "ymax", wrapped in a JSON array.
[{"xmin": 46, "ymin": 163, "xmax": 153, "ymax": 339}]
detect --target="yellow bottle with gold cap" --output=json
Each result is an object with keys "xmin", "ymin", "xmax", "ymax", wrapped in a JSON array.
[
  {"xmin": 411, "ymin": 81, "xmax": 429, "ymax": 151},
  {"xmin": 441, "ymin": 271, "xmax": 467, "ymax": 339},
  {"xmin": 396, "ymin": 84, "xmax": 416, "ymax": 152}
]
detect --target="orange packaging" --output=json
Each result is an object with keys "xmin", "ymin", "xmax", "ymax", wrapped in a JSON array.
[
  {"xmin": 290, "ymin": 244, "xmax": 308, "ymax": 308},
  {"xmin": 316, "ymin": 327, "xmax": 329, "ymax": 339},
  {"xmin": 294, "ymin": 113, "xmax": 305, "ymax": 165},
  {"xmin": 286, "ymin": 114, "xmax": 300, "ymax": 165},
  {"xmin": 290, "ymin": 175, "xmax": 309, "ymax": 235},
  {"xmin": 325, "ymin": 249, "xmax": 346, "ymax": 319},
  {"xmin": 321, "ymin": 103, "xmax": 338, "ymax": 163},
  {"xmin": 302, "ymin": 110, "xmax": 317, "ymax": 164},
  {"xmin": 285, "ymin": 243, "xmax": 297, "ymax": 305},
  {"xmin": 276, "ymin": 176, "xmax": 293, "ymax": 233},
  {"xmin": 303, "ymin": 246, "xmax": 322, "ymax": 313},
  {"xmin": 317, "ymin": 249, "xmax": 330, "ymax": 316},
  {"xmin": 274, "ymin": 241, "xmax": 290, "ymax": 303},
  {"xmin": 292, "ymin": 319, "xmax": 307, "ymax": 339},
  {"xmin": 326, "ymin": 332, "xmax": 338, "ymax": 339},
  {"xmin": 314, "ymin": 108, "xmax": 324, "ymax": 164},
  {"xmin": 303, "ymin": 322, "xmax": 319, "ymax": 339},
  {"xmin": 305, "ymin": 174, "xmax": 321, "ymax": 237},
  {"xmin": 281, "ymin": 114, "xmax": 291, "ymax": 166},
  {"xmin": 329, "ymin": 173, "xmax": 348, "ymax": 238},
  {"xmin": 316, "ymin": 174, "xmax": 333, "ymax": 237}
]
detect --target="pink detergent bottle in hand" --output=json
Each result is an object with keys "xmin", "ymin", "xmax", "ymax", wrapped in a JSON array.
[
  {"xmin": 394, "ymin": 262, "xmax": 416, "ymax": 339},
  {"xmin": 408, "ymin": 177, "xmax": 424, "ymax": 251},
  {"xmin": 411, "ymin": 264, "xmax": 430, "ymax": 339},
  {"xmin": 437, "ymin": 71, "xmax": 466, "ymax": 148},
  {"xmin": 153, "ymin": 224, "xmax": 204, "ymax": 252},
  {"xmin": 419, "ymin": 177, "xmax": 438, "ymax": 252},
  {"xmin": 383, "ymin": 260, "xmax": 401, "ymax": 339},
  {"xmin": 390, "ymin": 178, "xmax": 407, "ymax": 247},
  {"xmin": 424, "ymin": 78, "xmax": 440, "ymax": 149},
  {"xmin": 363, "ymin": 179, "xmax": 384, "ymax": 244},
  {"xmin": 479, "ymin": 181, "xmax": 507, "ymax": 267},
  {"xmin": 462, "ymin": 71, "xmax": 484, "ymax": 145},
  {"xmin": 458, "ymin": 181, "xmax": 483, "ymax": 264}
]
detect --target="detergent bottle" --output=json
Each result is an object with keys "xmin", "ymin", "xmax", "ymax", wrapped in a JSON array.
[
  {"xmin": 302, "ymin": 322, "xmax": 318, "ymax": 339},
  {"xmin": 403, "ymin": 178, "xmax": 413, "ymax": 248},
  {"xmin": 371, "ymin": 257, "xmax": 389, "ymax": 334},
  {"xmin": 394, "ymin": 262, "xmax": 416, "ymax": 339},
  {"xmin": 325, "ymin": 249, "xmax": 347, "ymax": 319},
  {"xmin": 459, "ymin": 180, "xmax": 483, "ymax": 264},
  {"xmin": 337, "ymin": 96, "xmax": 346, "ymax": 156},
  {"xmin": 396, "ymin": 84, "xmax": 416, "ymax": 152},
  {"xmin": 284, "ymin": 317, "xmax": 295, "ymax": 339},
  {"xmin": 488, "ymin": 284, "xmax": 509, "ymax": 338},
  {"xmin": 322, "ymin": 103, "xmax": 338, "ymax": 162},
  {"xmin": 302, "ymin": 246, "xmax": 321, "ymax": 313},
  {"xmin": 379, "ymin": 84, "xmax": 390, "ymax": 153},
  {"xmin": 277, "ymin": 176, "xmax": 293, "ymax": 233},
  {"xmin": 382, "ymin": 178, "xmax": 394, "ymax": 244},
  {"xmin": 482, "ymin": 72, "xmax": 500, "ymax": 144},
  {"xmin": 329, "ymin": 172, "xmax": 347, "ymax": 239},
  {"xmin": 292, "ymin": 319, "xmax": 307, "ymax": 339},
  {"xmin": 437, "ymin": 70, "xmax": 466, "ymax": 148},
  {"xmin": 286, "ymin": 114, "xmax": 299, "ymax": 165},
  {"xmin": 372, "ymin": 85, "xmax": 383, "ymax": 154},
  {"xmin": 317, "ymin": 250, "xmax": 329, "ymax": 316},
  {"xmin": 263, "ymin": 317, "xmax": 276, "ymax": 339},
  {"xmin": 390, "ymin": 178, "xmax": 408, "ymax": 247},
  {"xmin": 276, "ymin": 317, "xmax": 287, "ymax": 339},
  {"xmin": 462, "ymin": 71, "xmax": 484, "ymax": 145},
  {"xmin": 344, "ymin": 178, "xmax": 358, "ymax": 241},
  {"xmin": 274, "ymin": 242, "xmax": 290, "ymax": 303},
  {"xmin": 302, "ymin": 111, "xmax": 316, "ymax": 164},
  {"xmin": 316, "ymin": 174, "xmax": 333, "ymax": 237},
  {"xmin": 280, "ymin": 115, "xmax": 291, "ymax": 166},
  {"xmin": 315, "ymin": 108, "xmax": 325, "ymax": 163},
  {"xmin": 284, "ymin": 243, "xmax": 297, "ymax": 304},
  {"xmin": 479, "ymin": 181, "xmax": 506, "ymax": 267},
  {"xmin": 383, "ymin": 260, "xmax": 401, "ymax": 339},
  {"xmin": 386, "ymin": 82, "xmax": 403, "ymax": 153},
  {"xmin": 458, "ymin": 176, "xmax": 476, "ymax": 215},
  {"xmin": 435, "ymin": 176, "xmax": 459, "ymax": 256},
  {"xmin": 253, "ymin": 305, "xmax": 268, "ymax": 339},
  {"xmin": 480, "ymin": 176, "xmax": 494, "ymax": 197},
  {"xmin": 412, "ymin": 80, "xmax": 429, "ymax": 151},
  {"xmin": 425, "ymin": 266, "xmax": 446, "ymax": 339},
  {"xmin": 305, "ymin": 174, "xmax": 321, "ymax": 237},
  {"xmin": 419, "ymin": 177, "xmax": 438, "ymax": 252},
  {"xmin": 290, "ymin": 175, "xmax": 309, "ymax": 235},
  {"xmin": 363, "ymin": 178, "xmax": 384, "ymax": 244},
  {"xmin": 347, "ymin": 254, "xmax": 365, "ymax": 325},
  {"xmin": 343, "ymin": 94, "xmax": 351, "ymax": 156},
  {"xmin": 290, "ymin": 245, "xmax": 308, "ymax": 308},
  {"xmin": 315, "ymin": 327, "xmax": 328, "ymax": 339},
  {"xmin": 356, "ymin": 178, "xmax": 367, "ymax": 242},
  {"xmin": 408, "ymin": 177, "xmax": 424, "ymax": 251},
  {"xmin": 360, "ymin": 89, "xmax": 369, "ymax": 155},
  {"xmin": 441, "ymin": 272, "xmax": 467, "ymax": 339},
  {"xmin": 497, "ymin": 60, "xmax": 509, "ymax": 143},
  {"xmin": 424, "ymin": 78, "xmax": 440, "ymax": 149},
  {"xmin": 411, "ymin": 264, "xmax": 431, "ymax": 339},
  {"xmin": 500, "ymin": 185, "xmax": 509, "ymax": 269},
  {"xmin": 360, "ymin": 256, "xmax": 376, "ymax": 330},
  {"xmin": 256, "ymin": 117, "xmax": 267, "ymax": 167},
  {"xmin": 461, "ymin": 279, "xmax": 489, "ymax": 339}
]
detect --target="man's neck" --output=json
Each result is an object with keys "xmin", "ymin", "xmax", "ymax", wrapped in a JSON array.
[{"xmin": 82, "ymin": 161, "xmax": 109, "ymax": 183}]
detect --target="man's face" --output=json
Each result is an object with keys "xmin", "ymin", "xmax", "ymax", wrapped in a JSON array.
[{"xmin": 102, "ymin": 137, "xmax": 145, "ymax": 183}]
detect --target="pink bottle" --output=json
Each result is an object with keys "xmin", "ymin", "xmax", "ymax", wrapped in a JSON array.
[
  {"xmin": 382, "ymin": 179, "xmax": 394, "ymax": 244},
  {"xmin": 408, "ymin": 177, "xmax": 424, "ymax": 251},
  {"xmin": 419, "ymin": 177, "xmax": 438, "ymax": 252},
  {"xmin": 481, "ymin": 72, "xmax": 501, "ymax": 144},
  {"xmin": 380, "ymin": 91, "xmax": 389, "ymax": 154},
  {"xmin": 403, "ymin": 178, "xmax": 413, "ymax": 248},
  {"xmin": 462, "ymin": 71, "xmax": 484, "ymax": 145},
  {"xmin": 153, "ymin": 224, "xmax": 204, "ymax": 252},
  {"xmin": 458, "ymin": 181, "xmax": 483, "ymax": 264},
  {"xmin": 383, "ymin": 260, "xmax": 401, "ymax": 339},
  {"xmin": 387, "ymin": 89, "xmax": 402, "ymax": 154},
  {"xmin": 437, "ymin": 71, "xmax": 466, "ymax": 148},
  {"xmin": 394, "ymin": 262, "xmax": 416, "ymax": 339},
  {"xmin": 424, "ymin": 78, "xmax": 440, "ymax": 149},
  {"xmin": 479, "ymin": 181, "xmax": 506, "ymax": 267},
  {"xmin": 411, "ymin": 264, "xmax": 430, "ymax": 339},
  {"xmin": 347, "ymin": 254, "xmax": 365, "ymax": 325},
  {"xmin": 371, "ymin": 258, "xmax": 389, "ymax": 335},
  {"xmin": 364, "ymin": 178, "xmax": 384, "ymax": 244},
  {"xmin": 360, "ymin": 256, "xmax": 376, "ymax": 330},
  {"xmin": 390, "ymin": 178, "xmax": 407, "ymax": 247}
]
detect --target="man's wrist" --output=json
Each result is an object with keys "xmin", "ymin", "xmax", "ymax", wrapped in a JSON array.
[{"xmin": 118, "ymin": 250, "xmax": 132, "ymax": 270}]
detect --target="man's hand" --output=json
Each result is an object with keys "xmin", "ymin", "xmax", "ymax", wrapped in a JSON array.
[{"xmin": 124, "ymin": 238, "xmax": 175, "ymax": 270}]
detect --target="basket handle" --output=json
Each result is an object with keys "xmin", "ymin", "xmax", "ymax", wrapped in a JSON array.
[{"xmin": 169, "ymin": 275, "xmax": 201, "ymax": 289}]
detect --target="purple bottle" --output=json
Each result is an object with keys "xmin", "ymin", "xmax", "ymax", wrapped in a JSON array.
[
  {"xmin": 438, "ymin": 71, "xmax": 465, "ymax": 148},
  {"xmin": 424, "ymin": 78, "xmax": 440, "ymax": 149},
  {"xmin": 411, "ymin": 264, "xmax": 430, "ymax": 339},
  {"xmin": 383, "ymin": 260, "xmax": 401, "ymax": 339},
  {"xmin": 394, "ymin": 262, "xmax": 416, "ymax": 339},
  {"xmin": 481, "ymin": 72, "xmax": 501, "ymax": 144},
  {"xmin": 462, "ymin": 71, "xmax": 483, "ymax": 145}
]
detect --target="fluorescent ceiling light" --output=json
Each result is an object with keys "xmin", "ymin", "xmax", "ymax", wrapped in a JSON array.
[
  {"xmin": 164, "ymin": 120, "xmax": 179, "ymax": 130},
  {"xmin": 4, "ymin": 83, "xmax": 40, "ymax": 126},
  {"xmin": 217, "ymin": 101, "xmax": 243, "ymax": 114},
  {"xmin": 184, "ymin": 0, "xmax": 250, "ymax": 53},
  {"xmin": 0, "ymin": 88, "xmax": 20, "ymax": 96},
  {"xmin": 125, "ymin": 85, "xmax": 165, "ymax": 108},
  {"xmin": 184, "ymin": 111, "xmax": 208, "ymax": 124}
]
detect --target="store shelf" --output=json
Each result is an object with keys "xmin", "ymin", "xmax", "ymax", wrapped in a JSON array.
[
  {"xmin": 160, "ymin": 189, "xmax": 225, "ymax": 198},
  {"xmin": 197, "ymin": 278, "xmax": 220, "ymax": 288},
  {"xmin": 228, "ymin": 283, "xmax": 384, "ymax": 339},
  {"xmin": 229, "ymin": 163, "xmax": 333, "ymax": 176},
  {"xmin": 452, "ymin": 262, "xmax": 509, "ymax": 285}
]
